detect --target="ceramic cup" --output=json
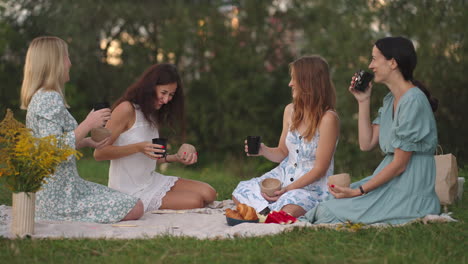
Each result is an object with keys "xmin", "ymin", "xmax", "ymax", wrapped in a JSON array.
[
  {"xmin": 152, "ymin": 138, "xmax": 167, "ymax": 157},
  {"xmin": 260, "ymin": 178, "xmax": 282, "ymax": 197},
  {"xmin": 328, "ymin": 173, "xmax": 351, "ymax": 187},
  {"xmin": 247, "ymin": 136, "xmax": 261, "ymax": 155}
]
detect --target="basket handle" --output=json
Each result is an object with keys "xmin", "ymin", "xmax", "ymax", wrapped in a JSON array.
[{"xmin": 435, "ymin": 145, "xmax": 444, "ymax": 155}]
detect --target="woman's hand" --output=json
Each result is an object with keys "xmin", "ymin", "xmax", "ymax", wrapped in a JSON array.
[
  {"xmin": 261, "ymin": 188, "xmax": 287, "ymax": 202},
  {"xmin": 244, "ymin": 140, "xmax": 265, "ymax": 157},
  {"xmin": 83, "ymin": 109, "xmax": 111, "ymax": 129},
  {"xmin": 328, "ymin": 184, "xmax": 361, "ymax": 199},
  {"xmin": 137, "ymin": 142, "xmax": 166, "ymax": 160},
  {"xmin": 175, "ymin": 152, "xmax": 197, "ymax": 165},
  {"xmin": 349, "ymin": 74, "xmax": 373, "ymax": 103}
]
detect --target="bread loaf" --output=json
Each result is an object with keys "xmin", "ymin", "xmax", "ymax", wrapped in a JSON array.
[
  {"xmin": 236, "ymin": 203, "xmax": 258, "ymax": 221},
  {"xmin": 225, "ymin": 208, "xmax": 243, "ymax": 220}
]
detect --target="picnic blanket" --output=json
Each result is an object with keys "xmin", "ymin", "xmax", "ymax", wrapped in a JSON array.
[{"xmin": 0, "ymin": 200, "xmax": 457, "ymax": 240}]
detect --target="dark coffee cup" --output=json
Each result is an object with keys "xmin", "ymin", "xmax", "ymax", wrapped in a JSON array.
[
  {"xmin": 152, "ymin": 138, "xmax": 167, "ymax": 157},
  {"xmin": 246, "ymin": 136, "xmax": 261, "ymax": 155},
  {"xmin": 353, "ymin": 70, "xmax": 374, "ymax": 92},
  {"xmin": 93, "ymin": 102, "xmax": 110, "ymax": 111}
]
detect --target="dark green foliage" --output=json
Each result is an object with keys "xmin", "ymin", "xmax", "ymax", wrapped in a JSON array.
[{"xmin": 0, "ymin": 0, "xmax": 466, "ymax": 173}]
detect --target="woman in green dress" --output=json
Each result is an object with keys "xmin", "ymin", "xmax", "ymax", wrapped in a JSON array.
[
  {"xmin": 20, "ymin": 36, "xmax": 144, "ymax": 223},
  {"xmin": 302, "ymin": 36, "xmax": 440, "ymax": 225}
]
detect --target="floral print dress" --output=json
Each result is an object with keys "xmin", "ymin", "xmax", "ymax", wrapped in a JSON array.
[
  {"xmin": 26, "ymin": 90, "xmax": 138, "ymax": 223},
  {"xmin": 232, "ymin": 129, "xmax": 335, "ymax": 212}
]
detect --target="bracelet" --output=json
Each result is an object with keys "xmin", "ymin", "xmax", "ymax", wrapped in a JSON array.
[
  {"xmin": 164, "ymin": 155, "xmax": 171, "ymax": 163},
  {"xmin": 359, "ymin": 185, "xmax": 366, "ymax": 195}
]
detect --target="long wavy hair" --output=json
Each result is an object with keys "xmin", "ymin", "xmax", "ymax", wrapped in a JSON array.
[
  {"xmin": 20, "ymin": 36, "xmax": 69, "ymax": 109},
  {"xmin": 289, "ymin": 55, "xmax": 336, "ymax": 141},
  {"xmin": 375, "ymin": 37, "xmax": 438, "ymax": 112},
  {"xmin": 113, "ymin": 63, "xmax": 185, "ymax": 137}
]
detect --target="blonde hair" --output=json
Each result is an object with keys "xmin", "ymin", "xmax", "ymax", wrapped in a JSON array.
[
  {"xmin": 20, "ymin": 36, "xmax": 69, "ymax": 109},
  {"xmin": 289, "ymin": 55, "xmax": 336, "ymax": 141}
]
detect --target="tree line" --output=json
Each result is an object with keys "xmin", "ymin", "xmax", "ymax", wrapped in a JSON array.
[{"xmin": 0, "ymin": 0, "xmax": 466, "ymax": 176}]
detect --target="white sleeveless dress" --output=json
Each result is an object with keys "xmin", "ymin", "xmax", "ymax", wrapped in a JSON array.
[
  {"xmin": 232, "ymin": 110, "xmax": 338, "ymax": 212},
  {"xmin": 108, "ymin": 105, "xmax": 178, "ymax": 212}
]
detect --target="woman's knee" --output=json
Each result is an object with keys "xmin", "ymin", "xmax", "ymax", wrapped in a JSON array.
[
  {"xmin": 122, "ymin": 200, "xmax": 144, "ymax": 221},
  {"xmin": 202, "ymin": 184, "xmax": 217, "ymax": 203},
  {"xmin": 281, "ymin": 204, "xmax": 306, "ymax": 218},
  {"xmin": 187, "ymin": 195, "xmax": 205, "ymax": 209}
]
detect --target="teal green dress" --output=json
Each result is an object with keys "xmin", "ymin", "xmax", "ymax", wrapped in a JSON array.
[
  {"xmin": 26, "ymin": 90, "xmax": 139, "ymax": 223},
  {"xmin": 301, "ymin": 87, "xmax": 440, "ymax": 225}
]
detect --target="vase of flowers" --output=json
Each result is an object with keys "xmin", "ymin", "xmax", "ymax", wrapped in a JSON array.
[
  {"xmin": 11, "ymin": 192, "xmax": 36, "ymax": 236},
  {"xmin": 0, "ymin": 109, "xmax": 79, "ymax": 237}
]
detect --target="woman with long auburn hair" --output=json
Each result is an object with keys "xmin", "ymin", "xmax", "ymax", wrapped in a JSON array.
[
  {"xmin": 94, "ymin": 64, "xmax": 217, "ymax": 212},
  {"xmin": 21, "ymin": 36, "xmax": 143, "ymax": 223},
  {"xmin": 232, "ymin": 55, "xmax": 340, "ymax": 218}
]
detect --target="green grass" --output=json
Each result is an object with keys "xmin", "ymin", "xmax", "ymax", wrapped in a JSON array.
[{"xmin": 1, "ymin": 159, "xmax": 467, "ymax": 263}]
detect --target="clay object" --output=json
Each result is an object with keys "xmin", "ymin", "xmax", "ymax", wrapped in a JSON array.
[
  {"xmin": 90, "ymin": 127, "xmax": 111, "ymax": 142},
  {"xmin": 177, "ymin": 143, "xmax": 196, "ymax": 157},
  {"xmin": 260, "ymin": 178, "xmax": 282, "ymax": 197},
  {"xmin": 328, "ymin": 173, "xmax": 351, "ymax": 187}
]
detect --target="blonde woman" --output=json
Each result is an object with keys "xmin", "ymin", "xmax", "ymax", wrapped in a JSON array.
[
  {"xmin": 232, "ymin": 56, "xmax": 340, "ymax": 218},
  {"xmin": 21, "ymin": 36, "xmax": 143, "ymax": 223}
]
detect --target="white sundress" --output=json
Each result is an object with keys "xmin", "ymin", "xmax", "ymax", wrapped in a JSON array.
[
  {"xmin": 108, "ymin": 105, "xmax": 178, "ymax": 212},
  {"xmin": 232, "ymin": 128, "xmax": 335, "ymax": 212}
]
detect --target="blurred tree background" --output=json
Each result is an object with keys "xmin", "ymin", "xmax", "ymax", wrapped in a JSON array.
[{"xmin": 0, "ymin": 0, "xmax": 466, "ymax": 178}]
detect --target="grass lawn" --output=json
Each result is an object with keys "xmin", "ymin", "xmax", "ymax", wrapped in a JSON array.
[{"xmin": 1, "ymin": 158, "xmax": 467, "ymax": 263}]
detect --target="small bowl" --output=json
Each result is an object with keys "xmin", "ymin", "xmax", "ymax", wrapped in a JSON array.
[
  {"xmin": 260, "ymin": 178, "xmax": 282, "ymax": 197},
  {"xmin": 226, "ymin": 216, "xmax": 259, "ymax": 226},
  {"xmin": 328, "ymin": 173, "xmax": 351, "ymax": 187}
]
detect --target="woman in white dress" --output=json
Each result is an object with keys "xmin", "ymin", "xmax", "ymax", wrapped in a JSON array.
[
  {"xmin": 94, "ymin": 64, "xmax": 216, "ymax": 212},
  {"xmin": 232, "ymin": 55, "xmax": 340, "ymax": 218}
]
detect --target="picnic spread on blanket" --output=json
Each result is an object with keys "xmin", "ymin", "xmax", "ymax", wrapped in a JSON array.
[{"xmin": 0, "ymin": 200, "xmax": 457, "ymax": 240}]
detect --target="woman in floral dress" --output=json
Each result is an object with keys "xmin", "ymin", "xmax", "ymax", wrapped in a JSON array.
[
  {"xmin": 232, "ymin": 55, "xmax": 340, "ymax": 218},
  {"xmin": 20, "ymin": 36, "xmax": 143, "ymax": 223}
]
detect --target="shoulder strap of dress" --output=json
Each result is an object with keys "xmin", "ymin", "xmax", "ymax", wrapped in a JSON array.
[
  {"xmin": 326, "ymin": 110, "xmax": 340, "ymax": 120},
  {"xmin": 132, "ymin": 104, "xmax": 144, "ymax": 123}
]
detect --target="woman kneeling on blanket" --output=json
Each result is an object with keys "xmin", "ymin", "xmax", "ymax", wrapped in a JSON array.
[
  {"xmin": 94, "ymin": 64, "xmax": 217, "ymax": 212},
  {"xmin": 232, "ymin": 55, "xmax": 340, "ymax": 218},
  {"xmin": 301, "ymin": 36, "xmax": 440, "ymax": 225}
]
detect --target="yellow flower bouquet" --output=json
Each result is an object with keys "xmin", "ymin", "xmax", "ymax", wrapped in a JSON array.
[{"xmin": 0, "ymin": 109, "xmax": 80, "ymax": 193}]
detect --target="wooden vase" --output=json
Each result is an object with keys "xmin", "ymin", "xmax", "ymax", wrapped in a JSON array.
[{"xmin": 12, "ymin": 192, "xmax": 36, "ymax": 237}]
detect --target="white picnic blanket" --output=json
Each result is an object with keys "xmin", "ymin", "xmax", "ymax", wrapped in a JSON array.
[{"xmin": 0, "ymin": 200, "xmax": 457, "ymax": 239}]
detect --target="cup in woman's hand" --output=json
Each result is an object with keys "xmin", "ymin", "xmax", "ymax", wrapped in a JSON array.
[
  {"xmin": 352, "ymin": 70, "xmax": 374, "ymax": 92},
  {"xmin": 328, "ymin": 173, "xmax": 351, "ymax": 187},
  {"xmin": 260, "ymin": 178, "xmax": 282, "ymax": 197},
  {"xmin": 91, "ymin": 127, "xmax": 111, "ymax": 142},
  {"xmin": 152, "ymin": 138, "xmax": 167, "ymax": 157},
  {"xmin": 93, "ymin": 102, "xmax": 110, "ymax": 111},
  {"xmin": 246, "ymin": 136, "xmax": 261, "ymax": 155}
]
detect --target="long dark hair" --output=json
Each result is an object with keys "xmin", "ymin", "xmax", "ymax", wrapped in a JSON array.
[
  {"xmin": 375, "ymin": 37, "xmax": 438, "ymax": 112},
  {"xmin": 113, "ymin": 63, "xmax": 185, "ymax": 137}
]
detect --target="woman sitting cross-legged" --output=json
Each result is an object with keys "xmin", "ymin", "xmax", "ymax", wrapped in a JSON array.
[{"xmin": 232, "ymin": 55, "xmax": 340, "ymax": 218}]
